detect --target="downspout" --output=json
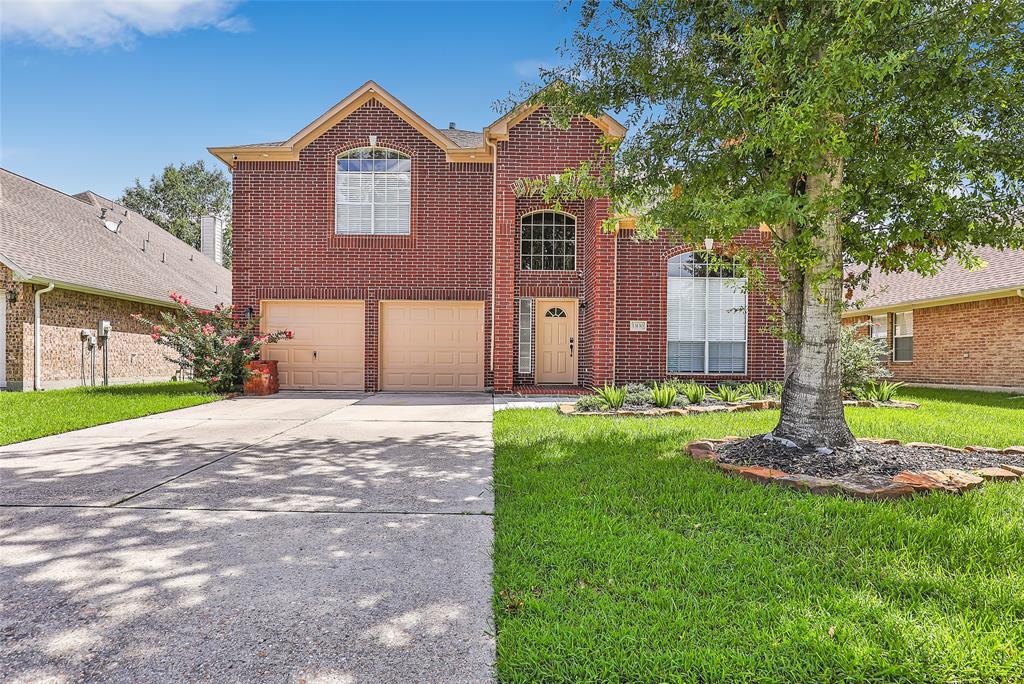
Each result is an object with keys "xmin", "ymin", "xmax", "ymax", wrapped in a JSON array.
[
  {"xmin": 33, "ymin": 282, "xmax": 55, "ymax": 391},
  {"xmin": 487, "ymin": 138, "xmax": 498, "ymax": 383}
]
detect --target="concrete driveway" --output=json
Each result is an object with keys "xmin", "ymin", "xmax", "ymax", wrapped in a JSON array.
[{"xmin": 0, "ymin": 392, "xmax": 495, "ymax": 683}]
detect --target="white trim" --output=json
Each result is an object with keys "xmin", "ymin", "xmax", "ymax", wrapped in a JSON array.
[{"xmin": 0, "ymin": 294, "xmax": 6, "ymax": 388}]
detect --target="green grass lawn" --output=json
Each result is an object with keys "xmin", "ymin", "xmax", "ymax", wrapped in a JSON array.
[
  {"xmin": 0, "ymin": 382, "xmax": 219, "ymax": 446},
  {"xmin": 493, "ymin": 388, "xmax": 1024, "ymax": 683}
]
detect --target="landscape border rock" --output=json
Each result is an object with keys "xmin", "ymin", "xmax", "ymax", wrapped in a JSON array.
[
  {"xmin": 560, "ymin": 399, "xmax": 918, "ymax": 417},
  {"xmin": 683, "ymin": 438, "xmax": 1023, "ymax": 500}
]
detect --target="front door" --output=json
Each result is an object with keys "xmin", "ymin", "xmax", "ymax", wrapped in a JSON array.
[{"xmin": 535, "ymin": 299, "xmax": 578, "ymax": 384}]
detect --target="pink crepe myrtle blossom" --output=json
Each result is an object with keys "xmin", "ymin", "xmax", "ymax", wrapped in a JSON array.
[{"xmin": 202, "ymin": 324, "xmax": 216, "ymax": 335}]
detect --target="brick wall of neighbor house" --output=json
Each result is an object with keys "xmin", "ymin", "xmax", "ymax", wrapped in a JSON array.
[
  {"xmin": 2, "ymin": 270, "xmax": 179, "ymax": 391},
  {"xmin": 231, "ymin": 99, "xmax": 493, "ymax": 392},
  {"xmin": 615, "ymin": 227, "xmax": 785, "ymax": 384},
  {"xmin": 848, "ymin": 295, "xmax": 1024, "ymax": 389},
  {"xmin": 1, "ymin": 265, "xmax": 32, "ymax": 389}
]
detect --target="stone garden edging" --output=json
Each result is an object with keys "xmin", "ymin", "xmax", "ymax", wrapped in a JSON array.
[
  {"xmin": 684, "ymin": 438, "xmax": 1024, "ymax": 500},
  {"xmin": 559, "ymin": 399, "xmax": 919, "ymax": 417}
]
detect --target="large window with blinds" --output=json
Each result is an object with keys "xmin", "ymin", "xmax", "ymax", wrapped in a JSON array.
[
  {"xmin": 666, "ymin": 252, "xmax": 747, "ymax": 374},
  {"xmin": 336, "ymin": 148, "xmax": 411, "ymax": 235}
]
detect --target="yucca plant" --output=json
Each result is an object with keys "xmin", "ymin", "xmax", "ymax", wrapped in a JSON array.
[
  {"xmin": 651, "ymin": 382, "xmax": 677, "ymax": 408},
  {"xmin": 593, "ymin": 384, "xmax": 627, "ymax": 409},
  {"xmin": 711, "ymin": 384, "xmax": 751, "ymax": 403},
  {"xmin": 854, "ymin": 380, "xmax": 905, "ymax": 402},
  {"xmin": 679, "ymin": 381, "xmax": 707, "ymax": 404},
  {"xmin": 742, "ymin": 382, "xmax": 769, "ymax": 400}
]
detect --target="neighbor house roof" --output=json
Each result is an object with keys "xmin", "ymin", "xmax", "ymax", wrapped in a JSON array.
[
  {"xmin": 209, "ymin": 80, "xmax": 624, "ymax": 168},
  {"xmin": 0, "ymin": 168, "xmax": 231, "ymax": 310},
  {"xmin": 845, "ymin": 246, "xmax": 1024, "ymax": 316}
]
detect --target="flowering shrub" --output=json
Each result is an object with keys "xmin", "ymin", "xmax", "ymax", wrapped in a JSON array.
[{"xmin": 134, "ymin": 292, "xmax": 292, "ymax": 393}]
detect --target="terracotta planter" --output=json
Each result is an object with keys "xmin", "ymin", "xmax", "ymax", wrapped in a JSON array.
[{"xmin": 244, "ymin": 360, "xmax": 280, "ymax": 396}]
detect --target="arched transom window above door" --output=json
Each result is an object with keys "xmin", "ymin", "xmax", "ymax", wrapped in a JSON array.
[
  {"xmin": 667, "ymin": 252, "xmax": 747, "ymax": 374},
  {"xmin": 520, "ymin": 211, "xmax": 576, "ymax": 271},
  {"xmin": 544, "ymin": 307, "xmax": 567, "ymax": 318},
  {"xmin": 335, "ymin": 148, "xmax": 411, "ymax": 235}
]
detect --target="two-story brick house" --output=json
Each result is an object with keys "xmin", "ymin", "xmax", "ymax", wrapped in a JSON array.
[{"xmin": 210, "ymin": 81, "xmax": 783, "ymax": 392}]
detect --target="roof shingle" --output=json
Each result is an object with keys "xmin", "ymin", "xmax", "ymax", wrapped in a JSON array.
[{"xmin": 0, "ymin": 168, "xmax": 231, "ymax": 309}]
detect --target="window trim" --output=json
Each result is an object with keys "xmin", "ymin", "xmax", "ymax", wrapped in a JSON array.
[
  {"xmin": 334, "ymin": 147, "xmax": 411, "ymax": 236},
  {"xmin": 892, "ymin": 310, "xmax": 914, "ymax": 363},
  {"xmin": 519, "ymin": 210, "xmax": 577, "ymax": 272},
  {"xmin": 666, "ymin": 251, "xmax": 748, "ymax": 375}
]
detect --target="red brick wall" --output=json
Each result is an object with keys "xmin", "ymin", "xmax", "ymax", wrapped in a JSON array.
[
  {"xmin": 2, "ymin": 265, "xmax": 180, "ymax": 390},
  {"xmin": 845, "ymin": 296, "xmax": 1024, "ymax": 389},
  {"xmin": 231, "ymin": 99, "xmax": 493, "ymax": 391},
  {"xmin": 614, "ymin": 228, "xmax": 784, "ymax": 384},
  {"xmin": 498, "ymin": 108, "xmax": 613, "ymax": 389}
]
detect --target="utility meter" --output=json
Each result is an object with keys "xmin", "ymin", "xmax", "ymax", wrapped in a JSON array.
[{"xmin": 97, "ymin": 320, "xmax": 112, "ymax": 338}]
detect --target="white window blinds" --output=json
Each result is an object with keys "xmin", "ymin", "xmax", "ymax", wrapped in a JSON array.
[
  {"xmin": 667, "ymin": 253, "xmax": 747, "ymax": 374},
  {"xmin": 336, "ymin": 148, "xmax": 411, "ymax": 235}
]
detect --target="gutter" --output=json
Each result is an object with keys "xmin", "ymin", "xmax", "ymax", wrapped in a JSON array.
[
  {"xmin": 33, "ymin": 282, "xmax": 55, "ymax": 391},
  {"xmin": 841, "ymin": 285, "xmax": 1024, "ymax": 317}
]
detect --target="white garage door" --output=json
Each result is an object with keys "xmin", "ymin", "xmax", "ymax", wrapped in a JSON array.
[
  {"xmin": 380, "ymin": 301, "xmax": 485, "ymax": 391},
  {"xmin": 261, "ymin": 300, "xmax": 364, "ymax": 390}
]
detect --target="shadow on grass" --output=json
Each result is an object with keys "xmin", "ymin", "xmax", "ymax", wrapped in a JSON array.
[{"xmin": 493, "ymin": 410, "xmax": 1024, "ymax": 683}]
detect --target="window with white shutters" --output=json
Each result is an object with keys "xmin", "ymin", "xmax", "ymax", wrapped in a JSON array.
[
  {"xmin": 336, "ymin": 148, "xmax": 411, "ymax": 235},
  {"xmin": 893, "ymin": 311, "xmax": 913, "ymax": 361},
  {"xmin": 666, "ymin": 252, "xmax": 747, "ymax": 374}
]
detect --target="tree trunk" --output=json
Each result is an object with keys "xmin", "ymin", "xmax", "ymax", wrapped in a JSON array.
[{"xmin": 772, "ymin": 160, "xmax": 856, "ymax": 450}]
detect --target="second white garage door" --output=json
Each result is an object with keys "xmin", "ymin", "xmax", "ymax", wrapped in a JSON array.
[
  {"xmin": 380, "ymin": 301, "xmax": 485, "ymax": 391},
  {"xmin": 262, "ymin": 300, "xmax": 365, "ymax": 390}
]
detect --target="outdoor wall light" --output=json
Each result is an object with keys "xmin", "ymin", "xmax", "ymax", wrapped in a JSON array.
[
  {"xmin": 703, "ymin": 237, "xmax": 715, "ymax": 251},
  {"xmin": 6, "ymin": 288, "xmax": 17, "ymax": 304}
]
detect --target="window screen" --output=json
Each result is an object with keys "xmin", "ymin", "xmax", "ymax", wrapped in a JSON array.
[
  {"xmin": 893, "ymin": 311, "xmax": 913, "ymax": 361},
  {"xmin": 667, "ymin": 252, "xmax": 747, "ymax": 374}
]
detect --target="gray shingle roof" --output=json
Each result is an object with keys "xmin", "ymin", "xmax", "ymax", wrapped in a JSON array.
[
  {"xmin": 436, "ymin": 127, "xmax": 484, "ymax": 148},
  {"xmin": 1, "ymin": 168, "xmax": 231, "ymax": 309},
  {"xmin": 850, "ymin": 246, "xmax": 1024, "ymax": 312}
]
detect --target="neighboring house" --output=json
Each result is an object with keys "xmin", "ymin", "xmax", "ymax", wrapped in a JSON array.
[
  {"xmin": 844, "ymin": 247, "xmax": 1024, "ymax": 391},
  {"xmin": 0, "ymin": 169, "xmax": 231, "ymax": 391},
  {"xmin": 210, "ymin": 80, "xmax": 782, "ymax": 392}
]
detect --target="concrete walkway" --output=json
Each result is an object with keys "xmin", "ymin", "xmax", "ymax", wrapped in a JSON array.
[{"xmin": 0, "ymin": 392, "xmax": 497, "ymax": 683}]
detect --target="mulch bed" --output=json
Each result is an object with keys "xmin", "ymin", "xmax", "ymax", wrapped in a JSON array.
[
  {"xmin": 685, "ymin": 437, "xmax": 1024, "ymax": 500},
  {"xmin": 716, "ymin": 438, "xmax": 1024, "ymax": 479}
]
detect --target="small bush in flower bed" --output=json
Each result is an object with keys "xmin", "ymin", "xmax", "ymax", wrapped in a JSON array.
[
  {"xmin": 134, "ymin": 292, "xmax": 292, "ymax": 394},
  {"xmin": 576, "ymin": 380, "xmax": 782, "ymax": 413}
]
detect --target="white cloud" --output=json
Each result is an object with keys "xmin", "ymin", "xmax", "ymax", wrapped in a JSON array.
[{"xmin": 1, "ymin": 0, "xmax": 250, "ymax": 49}]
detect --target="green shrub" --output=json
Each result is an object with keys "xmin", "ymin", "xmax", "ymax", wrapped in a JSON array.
[
  {"xmin": 853, "ymin": 380, "xmax": 905, "ymax": 402},
  {"xmin": 622, "ymin": 383, "xmax": 653, "ymax": 406},
  {"xmin": 711, "ymin": 384, "xmax": 751, "ymax": 403},
  {"xmin": 741, "ymin": 382, "xmax": 770, "ymax": 400},
  {"xmin": 651, "ymin": 382, "xmax": 677, "ymax": 408},
  {"xmin": 134, "ymin": 293, "xmax": 291, "ymax": 393},
  {"xmin": 574, "ymin": 395, "xmax": 606, "ymax": 412},
  {"xmin": 594, "ymin": 384, "xmax": 627, "ymax": 409},
  {"xmin": 678, "ymin": 381, "xmax": 707, "ymax": 404},
  {"xmin": 841, "ymin": 323, "xmax": 892, "ymax": 394}
]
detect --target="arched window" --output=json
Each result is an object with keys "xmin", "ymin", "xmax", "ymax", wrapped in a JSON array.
[
  {"xmin": 667, "ymin": 252, "xmax": 747, "ymax": 373},
  {"xmin": 336, "ymin": 148, "xmax": 411, "ymax": 235},
  {"xmin": 521, "ymin": 211, "xmax": 576, "ymax": 271}
]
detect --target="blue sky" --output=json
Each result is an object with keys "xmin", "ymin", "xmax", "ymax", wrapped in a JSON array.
[{"xmin": 1, "ymin": 1, "xmax": 580, "ymax": 198}]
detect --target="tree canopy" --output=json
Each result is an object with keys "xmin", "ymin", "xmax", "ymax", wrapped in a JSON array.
[
  {"xmin": 120, "ymin": 160, "xmax": 232, "ymax": 266},
  {"xmin": 528, "ymin": 0, "xmax": 1024, "ymax": 448}
]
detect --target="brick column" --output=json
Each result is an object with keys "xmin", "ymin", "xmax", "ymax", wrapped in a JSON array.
[
  {"xmin": 491, "ymin": 180, "xmax": 517, "ymax": 393},
  {"xmin": 584, "ymin": 197, "xmax": 616, "ymax": 387}
]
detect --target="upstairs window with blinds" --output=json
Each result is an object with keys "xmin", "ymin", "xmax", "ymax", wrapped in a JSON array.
[
  {"xmin": 336, "ymin": 148, "xmax": 411, "ymax": 235},
  {"xmin": 666, "ymin": 252, "xmax": 747, "ymax": 374}
]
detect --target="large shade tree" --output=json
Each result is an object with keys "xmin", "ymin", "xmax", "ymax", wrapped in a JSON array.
[{"xmin": 527, "ymin": 0, "xmax": 1023, "ymax": 448}]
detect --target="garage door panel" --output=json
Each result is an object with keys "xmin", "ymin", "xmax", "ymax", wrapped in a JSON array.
[
  {"xmin": 380, "ymin": 301, "xmax": 485, "ymax": 391},
  {"xmin": 262, "ymin": 300, "xmax": 364, "ymax": 390}
]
